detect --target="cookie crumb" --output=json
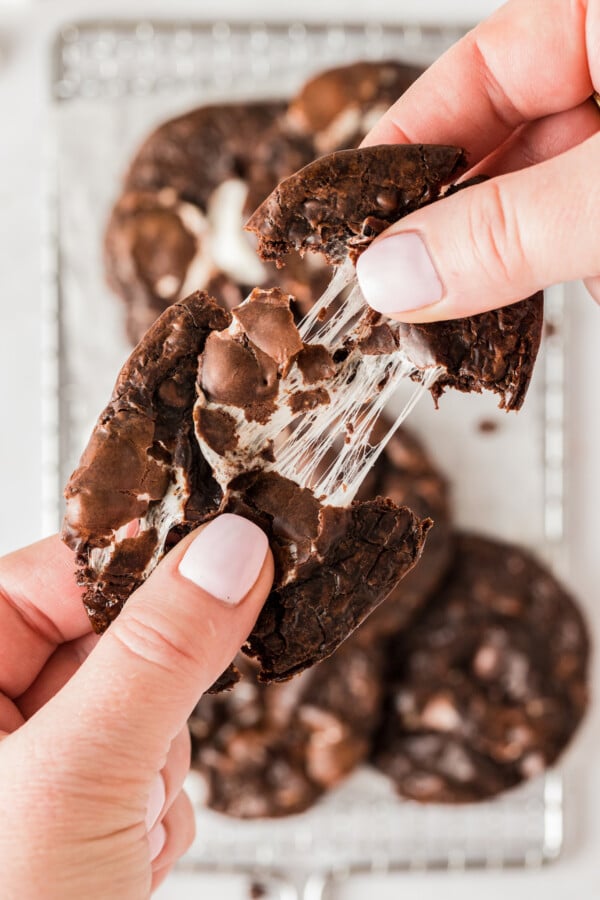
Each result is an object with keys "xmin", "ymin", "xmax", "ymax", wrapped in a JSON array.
[{"xmin": 477, "ymin": 419, "xmax": 498, "ymax": 434}]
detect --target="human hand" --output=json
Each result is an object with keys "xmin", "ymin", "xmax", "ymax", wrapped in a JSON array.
[
  {"xmin": 0, "ymin": 515, "xmax": 273, "ymax": 898},
  {"xmin": 356, "ymin": 0, "xmax": 600, "ymax": 321}
]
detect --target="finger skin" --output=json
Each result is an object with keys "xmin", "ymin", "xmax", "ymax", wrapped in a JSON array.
[
  {"xmin": 358, "ymin": 131, "xmax": 600, "ymax": 322},
  {"xmin": 17, "ymin": 633, "xmax": 100, "ymax": 719},
  {"xmin": 0, "ymin": 535, "xmax": 89, "ymax": 697},
  {"xmin": 363, "ymin": 0, "xmax": 596, "ymax": 162},
  {"xmin": 0, "ymin": 695, "xmax": 23, "ymax": 734},
  {"xmin": 150, "ymin": 790, "xmax": 196, "ymax": 892},
  {"xmin": 160, "ymin": 727, "xmax": 191, "ymax": 817},
  {"xmin": 471, "ymin": 99, "xmax": 600, "ymax": 179},
  {"xmin": 583, "ymin": 273, "xmax": 600, "ymax": 303},
  {"xmin": 151, "ymin": 863, "xmax": 176, "ymax": 893},
  {"xmin": 32, "ymin": 523, "xmax": 274, "ymax": 785}
]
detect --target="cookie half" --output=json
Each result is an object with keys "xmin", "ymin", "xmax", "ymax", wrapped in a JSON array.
[
  {"xmin": 62, "ymin": 289, "xmax": 430, "ymax": 685},
  {"xmin": 245, "ymin": 145, "xmax": 543, "ymax": 411}
]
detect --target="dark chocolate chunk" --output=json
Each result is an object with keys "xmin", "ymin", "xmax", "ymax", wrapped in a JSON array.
[
  {"xmin": 200, "ymin": 329, "xmax": 279, "ymax": 421},
  {"xmin": 232, "ymin": 287, "xmax": 303, "ymax": 370},
  {"xmin": 373, "ymin": 534, "xmax": 589, "ymax": 803},
  {"xmin": 288, "ymin": 388, "xmax": 330, "ymax": 413},
  {"xmin": 296, "ymin": 344, "xmax": 336, "ymax": 383},
  {"xmin": 194, "ymin": 407, "xmax": 238, "ymax": 456}
]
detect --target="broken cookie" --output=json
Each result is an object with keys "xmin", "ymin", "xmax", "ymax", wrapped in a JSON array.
[
  {"xmin": 245, "ymin": 145, "xmax": 544, "ymax": 411},
  {"xmin": 246, "ymin": 143, "xmax": 467, "ymax": 266},
  {"xmin": 66, "ymin": 142, "xmax": 544, "ymax": 687},
  {"xmin": 62, "ymin": 288, "xmax": 430, "ymax": 685}
]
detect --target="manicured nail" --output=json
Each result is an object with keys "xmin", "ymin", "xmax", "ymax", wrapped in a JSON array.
[
  {"xmin": 356, "ymin": 231, "xmax": 443, "ymax": 314},
  {"xmin": 145, "ymin": 773, "xmax": 166, "ymax": 831},
  {"xmin": 148, "ymin": 821, "xmax": 166, "ymax": 862},
  {"xmin": 178, "ymin": 514, "xmax": 268, "ymax": 605}
]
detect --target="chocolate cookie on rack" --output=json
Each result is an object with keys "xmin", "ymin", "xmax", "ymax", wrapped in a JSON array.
[
  {"xmin": 189, "ymin": 635, "xmax": 384, "ymax": 818},
  {"xmin": 356, "ymin": 424, "xmax": 452, "ymax": 640},
  {"xmin": 123, "ymin": 102, "xmax": 308, "ymax": 214},
  {"xmin": 104, "ymin": 59, "xmax": 428, "ymax": 343},
  {"xmin": 286, "ymin": 59, "xmax": 424, "ymax": 153},
  {"xmin": 372, "ymin": 534, "xmax": 589, "ymax": 803},
  {"xmin": 105, "ymin": 189, "xmax": 246, "ymax": 343},
  {"xmin": 105, "ymin": 101, "xmax": 324, "ymax": 343}
]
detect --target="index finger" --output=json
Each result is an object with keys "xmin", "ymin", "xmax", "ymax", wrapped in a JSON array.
[
  {"xmin": 0, "ymin": 535, "xmax": 89, "ymax": 697},
  {"xmin": 363, "ymin": 0, "xmax": 596, "ymax": 163}
]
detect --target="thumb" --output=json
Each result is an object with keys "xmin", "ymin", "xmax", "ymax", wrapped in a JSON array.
[
  {"xmin": 37, "ymin": 513, "xmax": 273, "ymax": 779},
  {"xmin": 356, "ymin": 132, "xmax": 600, "ymax": 322}
]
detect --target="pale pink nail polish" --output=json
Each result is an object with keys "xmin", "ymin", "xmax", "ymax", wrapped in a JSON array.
[
  {"xmin": 356, "ymin": 232, "xmax": 444, "ymax": 314},
  {"xmin": 178, "ymin": 514, "xmax": 268, "ymax": 605},
  {"xmin": 148, "ymin": 821, "xmax": 166, "ymax": 862},
  {"xmin": 145, "ymin": 774, "xmax": 166, "ymax": 831}
]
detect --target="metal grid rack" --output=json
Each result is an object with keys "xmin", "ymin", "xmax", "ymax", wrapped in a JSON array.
[{"xmin": 47, "ymin": 20, "xmax": 568, "ymax": 898}]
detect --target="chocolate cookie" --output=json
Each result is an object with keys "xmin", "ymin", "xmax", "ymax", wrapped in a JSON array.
[
  {"xmin": 287, "ymin": 59, "xmax": 424, "ymax": 153},
  {"xmin": 372, "ymin": 534, "xmax": 589, "ymax": 803},
  {"xmin": 189, "ymin": 634, "xmax": 384, "ymax": 818},
  {"xmin": 105, "ymin": 102, "xmax": 324, "ymax": 344},
  {"xmin": 356, "ymin": 425, "xmax": 452, "ymax": 639},
  {"xmin": 105, "ymin": 188, "xmax": 247, "ymax": 344},
  {"xmin": 246, "ymin": 143, "xmax": 467, "ymax": 266},
  {"xmin": 62, "ymin": 289, "xmax": 430, "ymax": 686},
  {"xmin": 124, "ymin": 102, "xmax": 310, "ymax": 212},
  {"xmin": 245, "ymin": 145, "xmax": 544, "ymax": 411}
]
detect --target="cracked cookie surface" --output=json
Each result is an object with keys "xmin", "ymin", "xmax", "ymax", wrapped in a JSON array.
[
  {"xmin": 372, "ymin": 533, "xmax": 589, "ymax": 803},
  {"xmin": 62, "ymin": 289, "xmax": 430, "ymax": 686}
]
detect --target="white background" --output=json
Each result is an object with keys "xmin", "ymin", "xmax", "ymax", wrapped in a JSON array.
[{"xmin": 0, "ymin": 1, "xmax": 598, "ymax": 898}]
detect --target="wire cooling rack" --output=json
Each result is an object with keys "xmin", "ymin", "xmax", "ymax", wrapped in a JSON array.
[{"xmin": 47, "ymin": 20, "xmax": 568, "ymax": 899}]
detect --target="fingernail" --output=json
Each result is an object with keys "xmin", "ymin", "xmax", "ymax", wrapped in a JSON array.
[
  {"xmin": 356, "ymin": 231, "xmax": 444, "ymax": 314},
  {"xmin": 148, "ymin": 821, "xmax": 166, "ymax": 862},
  {"xmin": 145, "ymin": 773, "xmax": 166, "ymax": 831},
  {"xmin": 178, "ymin": 514, "xmax": 268, "ymax": 605}
]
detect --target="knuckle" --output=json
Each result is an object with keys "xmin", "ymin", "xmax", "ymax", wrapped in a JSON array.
[
  {"xmin": 112, "ymin": 608, "xmax": 202, "ymax": 679},
  {"xmin": 466, "ymin": 179, "xmax": 528, "ymax": 286},
  {"xmin": 469, "ymin": 33, "xmax": 524, "ymax": 132}
]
